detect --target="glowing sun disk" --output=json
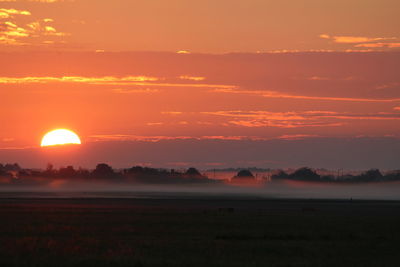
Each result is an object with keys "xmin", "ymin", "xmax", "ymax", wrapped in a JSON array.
[{"xmin": 41, "ymin": 129, "xmax": 81, "ymax": 147}]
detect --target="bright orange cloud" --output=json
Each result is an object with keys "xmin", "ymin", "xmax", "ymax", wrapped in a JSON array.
[
  {"xmin": 179, "ymin": 75, "xmax": 206, "ymax": 81},
  {"xmin": 0, "ymin": 8, "xmax": 67, "ymax": 45},
  {"xmin": 0, "ymin": 8, "xmax": 30, "ymax": 18},
  {"xmin": 320, "ymin": 34, "xmax": 396, "ymax": 44},
  {"xmin": 161, "ymin": 111, "xmax": 183, "ymax": 115}
]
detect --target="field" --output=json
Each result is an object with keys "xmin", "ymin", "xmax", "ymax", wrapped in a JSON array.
[{"xmin": 1, "ymin": 198, "xmax": 400, "ymax": 267}]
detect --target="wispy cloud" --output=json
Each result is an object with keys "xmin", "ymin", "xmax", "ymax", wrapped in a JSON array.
[
  {"xmin": 203, "ymin": 110, "xmax": 400, "ymax": 128},
  {"xmin": 161, "ymin": 111, "xmax": 183, "ymax": 115},
  {"xmin": 212, "ymin": 88, "xmax": 400, "ymax": 103},
  {"xmin": 146, "ymin": 122, "xmax": 164, "ymax": 126},
  {"xmin": 112, "ymin": 88, "xmax": 160, "ymax": 94},
  {"xmin": 227, "ymin": 120, "xmax": 343, "ymax": 128},
  {"xmin": 179, "ymin": 75, "xmax": 206, "ymax": 81},
  {"xmin": 88, "ymin": 134, "xmax": 274, "ymax": 143},
  {"xmin": 319, "ymin": 34, "xmax": 400, "ymax": 50},
  {"xmin": 355, "ymin": 43, "xmax": 400, "ymax": 48},
  {"xmin": 277, "ymin": 134, "xmax": 320, "ymax": 140},
  {"xmin": 0, "ymin": 76, "xmax": 235, "ymax": 89},
  {"xmin": 0, "ymin": 76, "xmax": 159, "ymax": 84},
  {"xmin": 307, "ymin": 76, "xmax": 330, "ymax": 81},
  {"xmin": 0, "ymin": 0, "xmax": 74, "ymax": 2}
]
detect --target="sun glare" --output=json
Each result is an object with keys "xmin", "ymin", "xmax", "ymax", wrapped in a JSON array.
[{"xmin": 41, "ymin": 129, "xmax": 81, "ymax": 147}]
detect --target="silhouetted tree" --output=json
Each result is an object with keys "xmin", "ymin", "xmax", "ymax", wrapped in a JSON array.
[
  {"xmin": 359, "ymin": 169, "xmax": 383, "ymax": 182},
  {"xmin": 92, "ymin": 163, "xmax": 116, "ymax": 179},
  {"xmin": 185, "ymin": 167, "xmax": 201, "ymax": 176},
  {"xmin": 233, "ymin": 169, "xmax": 255, "ymax": 179},
  {"xmin": 4, "ymin": 163, "xmax": 21, "ymax": 172},
  {"xmin": 43, "ymin": 163, "xmax": 55, "ymax": 177},
  {"xmin": 384, "ymin": 170, "xmax": 400, "ymax": 181},
  {"xmin": 76, "ymin": 168, "xmax": 91, "ymax": 179},
  {"xmin": 59, "ymin": 166, "xmax": 77, "ymax": 178},
  {"xmin": 0, "ymin": 164, "xmax": 5, "ymax": 176},
  {"xmin": 290, "ymin": 167, "xmax": 320, "ymax": 181},
  {"xmin": 272, "ymin": 170, "xmax": 289, "ymax": 179}
]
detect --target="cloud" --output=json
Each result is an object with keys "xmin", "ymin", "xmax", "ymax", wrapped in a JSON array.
[
  {"xmin": 265, "ymin": 49, "xmax": 336, "ymax": 54},
  {"xmin": 203, "ymin": 110, "xmax": 400, "ymax": 128},
  {"xmin": 179, "ymin": 75, "xmax": 206, "ymax": 81},
  {"xmin": 29, "ymin": 0, "xmax": 72, "ymax": 2},
  {"xmin": 88, "ymin": 135, "xmax": 272, "ymax": 143},
  {"xmin": 320, "ymin": 34, "xmax": 396, "ymax": 44},
  {"xmin": 319, "ymin": 34, "xmax": 330, "ymax": 39},
  {"xmin": 26, "ymin": 20, "xmax": 67, "ymax": 36},
  {"xmin": 0, "ymin": 9, "xmax": 67, "ymax": 46},
  {"xmin": 211, "ymin": 88, "xmax": 400, "ymax": 103},
  {"xmin": 0, "ymin": 76, "xmax": 235, "ymax": 89},
  {"xmin": 203, "ymin": 110, "xmax": 336, "ymax": 128},
  {"xmin": 87, "ymin": 135, "xmax": 195, "ymax": 142},
  {"xmin": 333, "ymin": 36, "xmax": 393, "ymax": 44},
  {"xmin": 161, "ymin": 111, "xmax": 183, "ymax": 115},
  {"xmin": 0, "ymin": 9, "xmax": 32, "ymax": 45},
  {"xmin": 278, "ymin": 134, "xmax": 320, "ymax": 140},
  {"xmin": 146, "ymin": 122, "xmax": 164, "ymax": 126},
  {"xmin": 228, "ymin": 120, "xmax": 343, "ymax": 128},
  {"xmin": 355, "ymin": 43, "xmax": 400, "ymax": 48},
  {"xmin": 0, "ymin": 0, "xmax": 74, "ymax": 2},
  {"xmin": 0, "ymin": 9, "xmax": 31, "ymax": 18},
  {"xmin": 320, "ymin": 34, "xmax": 400, "ymax": 51},
  {"xmin": 112, "ymin": 88, "xmax": 160, "ymax": 94},
  {"xmin": 89, "ymin": 134, "xmax": 390, "ymax": 144},
  {"xmin": 307, "ymin": 76, "xmax": 330, "ymax": 81},
  {"xmin": 375, "ymin": 83, "xmax": 399, "ymax": 90},
  {"xmin": 0, "ymin": 76, "xmax": 159, "ymax": 84}
]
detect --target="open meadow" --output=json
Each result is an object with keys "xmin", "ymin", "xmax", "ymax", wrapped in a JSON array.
[{"xmin": 1, "ymin": 197, "xmax": 400, "ymax": 267}]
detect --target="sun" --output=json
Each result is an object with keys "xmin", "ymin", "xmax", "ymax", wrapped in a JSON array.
[{"xmin": 41, "ymin": 129, "xmax": 82, "ymax": 147}]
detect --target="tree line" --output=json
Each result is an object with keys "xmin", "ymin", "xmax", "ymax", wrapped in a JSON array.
[
  {"xmin": 0, "ymin": 163, "xmax": 213, "ymax": 184},
  {"xmin": 1, "ymin": 163, "xmax": 400, "ymax": 184},
  {"xmin": 272, "ymin": 167, "xmax": 400, "ymax": 183}
]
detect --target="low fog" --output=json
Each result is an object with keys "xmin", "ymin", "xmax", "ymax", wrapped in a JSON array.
[{"xmin": 1, "ymin": 178, "xmax": 400, "ymax": 201}]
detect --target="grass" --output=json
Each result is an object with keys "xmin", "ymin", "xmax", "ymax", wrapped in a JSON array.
[{"xmin": 0, "ymin": 198, "xmax": 400, "ymax": 266}]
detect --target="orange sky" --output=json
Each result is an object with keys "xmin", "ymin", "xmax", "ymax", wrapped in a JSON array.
[
  {"xmin": 0, "ymin": 0, "xmax": 399, "ymax": 169},
  {"xmin": 1, "ymin": 0, "xmax": 400, "ymax": 53}
]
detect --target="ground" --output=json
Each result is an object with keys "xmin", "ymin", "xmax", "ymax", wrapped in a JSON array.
[{"xmin": 1, "ymin": 198, "xmax": 400, "ymax": 267}]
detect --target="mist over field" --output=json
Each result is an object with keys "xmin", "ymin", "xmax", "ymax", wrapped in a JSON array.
[{"xmin": 1, "ymin": 177, "xmax": 400, "ymax": 201}]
